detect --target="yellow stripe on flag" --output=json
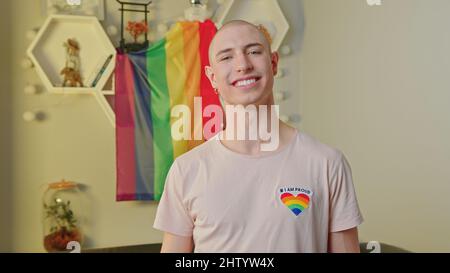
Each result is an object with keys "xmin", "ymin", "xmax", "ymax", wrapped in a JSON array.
[
  {"xmin": 181, "ymin": 22, "xmax": 203, "ymax": 150},
  {"xmin": 166, "ymin": 23, "xmax": 189, "ymax": 158}
]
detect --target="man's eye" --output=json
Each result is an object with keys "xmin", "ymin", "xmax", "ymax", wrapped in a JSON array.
[
  {"xmin": 220, "ymin": 56, "xmax": 231, "ymax": 61},
  {"xmin": 249, "ymin": 50, "xmax": 261, "ymax": 55}
]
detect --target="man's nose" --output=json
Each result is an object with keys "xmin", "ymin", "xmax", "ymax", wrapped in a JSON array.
[{"xmin": 234, "ymin": 54, "xmax": 253, "ymax": 73}]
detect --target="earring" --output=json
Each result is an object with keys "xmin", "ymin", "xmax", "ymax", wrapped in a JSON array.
[{"xmin": 213, "ymin": 88, "xmax": 218, "ymax": 95}]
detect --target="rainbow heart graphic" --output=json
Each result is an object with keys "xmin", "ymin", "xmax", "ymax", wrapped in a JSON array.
[{"xmin": 280, "ymin": 192, "xmax": 310, "ymax": 216}]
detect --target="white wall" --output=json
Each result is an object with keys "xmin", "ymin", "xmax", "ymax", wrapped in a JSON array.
[{"xmin": 300, "ymin": 0, "xmax": 450, "ymax": 252}]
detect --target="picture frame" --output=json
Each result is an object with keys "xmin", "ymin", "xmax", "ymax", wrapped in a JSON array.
[{"xmin": 41, "ymin": 0, "xmax": 105, "ymax": 20}]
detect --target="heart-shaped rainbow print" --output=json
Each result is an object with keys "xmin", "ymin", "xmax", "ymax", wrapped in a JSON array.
[{"xmin": 280, "ymin": 192, "xmax": 310, "ymax": 216}]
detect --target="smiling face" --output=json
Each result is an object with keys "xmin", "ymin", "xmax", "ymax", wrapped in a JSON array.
[{"xmin": 206, "ymin": 21, "xmax": 279, "ymax": 107}]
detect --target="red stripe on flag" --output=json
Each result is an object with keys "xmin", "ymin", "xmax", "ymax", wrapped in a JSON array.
[
  {"xmin": 115, "ymin": 53, "xmax": 137, "ymax": 201},
  {"xmin": 199, "ymin": 20, "xmax": 222, "ymax": 140}
]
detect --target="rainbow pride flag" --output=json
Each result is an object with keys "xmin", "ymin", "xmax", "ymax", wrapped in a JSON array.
[{"xmin": 115, "ymin": 20, "xmax": 221, "ymax": 201}]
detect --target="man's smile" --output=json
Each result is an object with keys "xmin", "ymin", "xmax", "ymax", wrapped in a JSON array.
[{"xmin": 231, "ymin": 76, "xmax": 262, "ymax": 89}]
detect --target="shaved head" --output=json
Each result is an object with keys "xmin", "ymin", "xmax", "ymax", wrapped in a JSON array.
[
  {"xmin": 204, "ymin": 19, "xmax": 279, "ymax": 108},
  {"xmin": 209, "ymin": 20, "xmax": 273, "ymax": 63}
]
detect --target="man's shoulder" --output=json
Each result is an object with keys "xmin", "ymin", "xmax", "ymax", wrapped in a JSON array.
[
  {"xmin": 173, "ymin": 137, "xmax": 218, "ymax": 168},
  {"xmin": 298, "ymin": 131, "xmax": 344, "ymax": 162}
]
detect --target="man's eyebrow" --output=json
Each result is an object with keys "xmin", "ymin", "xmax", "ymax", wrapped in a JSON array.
[{"xmin": 215, "ymin": 43, "xmax": 265, "ymax": 58}]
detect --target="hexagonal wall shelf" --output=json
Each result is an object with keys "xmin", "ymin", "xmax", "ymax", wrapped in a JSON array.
[
  {"xmin": 94, "ymin": 74, "xmax": 116, "ymax": 127},
  {"xmin": 215, "ymin": 0, "xmax": 289, "ymax": 52},
  {"xmin": 27, "ymin": 15, "xmax": 116, "ymax": 94}
]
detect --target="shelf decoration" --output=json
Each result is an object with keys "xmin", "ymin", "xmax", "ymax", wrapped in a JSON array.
[
  {"xmin": 116, "ymin": 0, "xmax": 153, "ymax": 53},
  {"xmin": 27, "ymin": 15, "xmax": 116, "ymax": 94},
  {"xmin": 42, "ymin": 0, "xmax": 105, "ymax": 20},
  {"xmin": 61, "ymin": 38, "xmax": 83, "ymax": 87},
  {"xmin": 214, "ymin": 0, "xmax": 289, "ymax": 51},
  {"xmin": 126, "ymin": 20, "xmax": 149, "ymax": 44},
  {"xmin": 184, "ymin": 0, "xmax": 212, "ymax": 22},
  {"xmin": 42, "ymin": 180, "xmax": 84, "ymax": 252}
]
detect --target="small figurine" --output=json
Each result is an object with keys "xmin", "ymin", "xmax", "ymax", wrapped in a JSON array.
[{"xmin": 61, "ymin": 38, "xmax": 83, "ymax": 87}]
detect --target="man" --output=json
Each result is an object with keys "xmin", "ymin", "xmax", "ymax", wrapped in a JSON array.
[{"xmin": 153, "ymin": 20, "xmax": 363, "ymax": 253}]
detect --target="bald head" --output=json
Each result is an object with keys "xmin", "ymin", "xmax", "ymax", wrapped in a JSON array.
[{"xmin": 208, "ymin": 20, "xmax": 273, "ymax": 63}]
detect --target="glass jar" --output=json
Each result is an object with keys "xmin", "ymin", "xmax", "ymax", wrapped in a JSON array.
[{"xmin": 42, "ymin": 180, "xmax": 84, "ymax": 252}]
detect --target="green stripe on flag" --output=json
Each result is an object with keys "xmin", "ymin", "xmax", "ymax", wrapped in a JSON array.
[{"xmin": 147, "ymin": 38, "xmax": 174, "ymax": 201}]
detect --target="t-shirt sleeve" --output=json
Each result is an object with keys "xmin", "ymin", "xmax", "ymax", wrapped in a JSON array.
[
  {"xmin": 153, "ymin": 160, "xmax": 194, "ymax": 237},
  {"xmin": 328, "ymin": 152, "xmax": 364, "ymax": 233}
]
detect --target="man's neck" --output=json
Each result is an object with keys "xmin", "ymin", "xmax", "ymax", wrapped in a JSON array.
[
  {"xmin": 217, "ymin": 93, "xmax": 297, "ymax": 156},
  {"xmin": 221, "ymin": 121, "xmax": 296, "ymax": 156}
]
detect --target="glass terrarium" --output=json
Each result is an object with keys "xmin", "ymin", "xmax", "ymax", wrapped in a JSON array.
[{"xmin": 42, "ymin": 180, "xmax": 84, "ymax": 252}]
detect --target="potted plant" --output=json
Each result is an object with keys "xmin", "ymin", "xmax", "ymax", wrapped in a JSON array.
[
  {"xmin": 42, "ymin": 181, "xmax": 83, "ymax": 252},
  {"xmin": 124, "ymin": 20, "xmax": 149, "ymax": 52}
]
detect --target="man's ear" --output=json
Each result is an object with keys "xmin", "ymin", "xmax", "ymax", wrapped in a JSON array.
[
  {"xmin": 271, "ymin": 52, "xmax": 279, "ymax": 76},
  {"xmin": 205, "ymin": 66, "xmax": 217, "ymax": 89}
]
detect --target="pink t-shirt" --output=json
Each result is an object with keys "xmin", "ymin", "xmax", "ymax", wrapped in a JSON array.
[{"xmin": 153, "ymin": 130, "xmax": 364, "ymax": 253}]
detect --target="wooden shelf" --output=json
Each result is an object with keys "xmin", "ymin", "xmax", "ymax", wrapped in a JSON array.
[
  {"xmin": 27, "ymin": 15, "xmax": 116, "ymax": 94},
  {"xmin": 215, "ymin": 0, "xmax": 289, "ymax": 51},
  {"xmin": 95, "ymin": 73, "xmax": 116, "ymax": 127}
]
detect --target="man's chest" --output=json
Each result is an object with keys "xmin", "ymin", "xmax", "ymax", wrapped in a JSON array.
[{"xmin": 188, "ymin": 163, "xmax": 329, "ymax": 230}]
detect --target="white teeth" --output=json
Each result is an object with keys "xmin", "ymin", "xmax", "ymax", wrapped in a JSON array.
[{"xmin": 236, "ymin": 78, "xmax": 256, "ymax": 87}]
